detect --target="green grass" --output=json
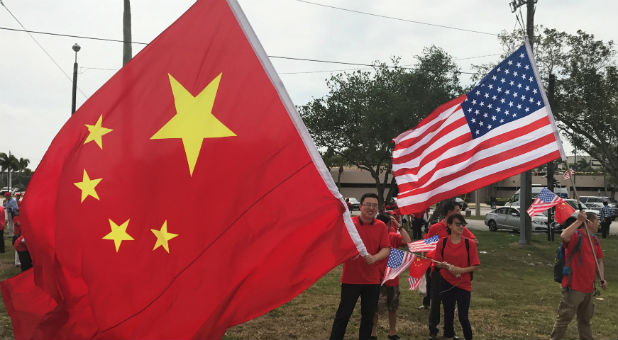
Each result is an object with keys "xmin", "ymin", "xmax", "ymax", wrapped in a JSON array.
[
  {"xmin": 0, "ymin": 238, "xmax": 22, "ymax": 340},
  {"xmin": 223, "ymin": 231, "xmax": 617, "ymax": 339},
  {"xmin": 0, "ymin": 233, "xmax": 615, "ymax": 339}
]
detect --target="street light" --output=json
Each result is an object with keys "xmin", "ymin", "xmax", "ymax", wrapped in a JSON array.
[{"xmin": 71, "ymin": 43, "xmax": 81, "ymax": 115}]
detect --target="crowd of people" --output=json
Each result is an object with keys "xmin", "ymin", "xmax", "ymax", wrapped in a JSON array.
[
  {"xmin": 1, "ymin": 191, "xmax": 31, "ymax": 272},
  {"xmin": 331, "ymin": 193, "xmax": 607, "ymax": 340}
]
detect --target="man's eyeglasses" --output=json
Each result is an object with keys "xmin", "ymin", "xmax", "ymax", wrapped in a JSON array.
[
  {"xmin": 362, "ymin": 203, "xmax": 379, "ymax": 209},
  {"xmin": 454, "ymin": 222, "xmax": 466, "ymax": 227}
]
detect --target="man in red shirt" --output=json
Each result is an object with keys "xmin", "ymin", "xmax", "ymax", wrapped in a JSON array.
[
  {"xmin": 424, "ymin": 200, "xmax": 478, "ymax": 340},
  {"xmin": 551, "ymin": 211, "xmax": 607, "ymax": 340},
  {"xmin": 0, "ymin": 204, "xmax": 5, "ymax": 253},
  {"xmin": 371, "ymin": 213, "xmax": 412, "ymax": 340},
  {"xmin": 330, "ymin": 193, "xmax": 391, "ymax": 340}
]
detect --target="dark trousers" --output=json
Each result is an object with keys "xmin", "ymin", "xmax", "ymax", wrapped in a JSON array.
[
  {"xmin": 600, "ymin": 219, "xmax": 610, "ymax": 238},
  {"xmin": 428, "ymin": 269, "xmax": 442, "ymax": 336},
  {"xmin": 412, "ymin": 219, "xmax": 425, "ymax": 240},
  {"xmin": 0, "ymin": 228, "xmax": 4, "ymax": 253},
  {"xmin": 330, "ymin": 284, "xmax": 380, "ymax": 340},
  {"xmin": 441, "ymin": 280, "xmax": 473, "ymax": 340},
  {"xmin": 17, "ymin": 251, "xmax": 32, "ymax": 271}
]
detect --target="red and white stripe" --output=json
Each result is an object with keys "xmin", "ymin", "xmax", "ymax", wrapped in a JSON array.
[
  {"xmin": 562, "ymin": 168, "xmax": 575, "ymax": 180},
  {"xmin": 527, "ymin": 195, "xmax": 564, "ymax": 217},
  {"xmin": 393, "ymin": 96, "xmax": 563, "ymax": 214}
]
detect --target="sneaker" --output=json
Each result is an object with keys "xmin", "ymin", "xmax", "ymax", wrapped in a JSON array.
[
  {"xmin": 417, "ymin": 304, "xmax": 429, "ymax": 310},
  {"xmin": 388, "ymin": 335, "xmax": 400, "ymax": 340}
]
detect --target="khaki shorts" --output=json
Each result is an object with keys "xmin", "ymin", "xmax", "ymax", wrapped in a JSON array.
[{"xmin": 377, "ymin": 286, "xmax": 400, "ymax": 314}]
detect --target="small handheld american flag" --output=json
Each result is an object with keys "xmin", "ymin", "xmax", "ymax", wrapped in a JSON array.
[
  {"xmin": 526, "ymin": 187, "xmax": 564, "ymax": 217},
  {"xmin": 381, "ymin": 248, "xmax": 415, "ymax": 285},
  {"xmin": 562, "ymin": 168, "xmax": 575, "ymax": 180},
  {"xmin": 408, "ymin": 235, "xmax": 439, "ymax": 253}
]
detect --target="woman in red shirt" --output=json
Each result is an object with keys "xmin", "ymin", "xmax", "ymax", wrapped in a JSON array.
[{"xmin": 433, "ymin": 213, "xmax": 480, "ymax": 340}]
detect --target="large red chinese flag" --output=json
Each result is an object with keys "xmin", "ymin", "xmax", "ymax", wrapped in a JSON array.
[
  {"xmin": 2, "ymin": 0, "xmax": 367, "ymax": 338},
  {"xmin": 555, "ymin": 201, "xmax": 576, "ymax": 225}
]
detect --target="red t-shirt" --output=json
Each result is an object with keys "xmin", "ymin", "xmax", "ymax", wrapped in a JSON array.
[
  {"xmin": 383, "ymin": 232, "xmax": 405, "ymax": 287},
  {"xmin": 425, "ymin": 220, "xmax": 476, "ymax": 240},
  {"xmin": 561, "ymin": 230, "xmax": 604, "ymax": 293},
  {"xmin": 14, "ymin": 235, "xmax": 27, "ymax": 252},
  {"xmin": 433, "ymin": 236, "xmax": 480, "ymax": 292},
  {"xmin": 341, "ymin": 216, "xmax": 390, "ymax": 284},
  {"xmin": 0, "ymin": 206, "xmax": 5, "ymax": 230},
  {"xmin": 13, "ymin": 215, "xmax": 21, "ymax": 236}
]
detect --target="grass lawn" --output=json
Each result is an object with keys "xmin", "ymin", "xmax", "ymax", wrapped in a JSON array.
[{"xmin": 0, "ymin": 232, "xmax": 615, "ymax": 339}]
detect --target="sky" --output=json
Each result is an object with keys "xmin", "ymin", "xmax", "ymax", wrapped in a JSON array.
[{"xmin": 1, "ymin": 0, "xmax": 616, "ymax": 170}]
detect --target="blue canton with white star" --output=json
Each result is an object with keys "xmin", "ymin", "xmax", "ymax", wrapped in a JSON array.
[
  {"xmin": 537, "ymin": 188, "xmax": 556, "ymax": 203},
  {"xmin": 387, "ymin": 249, "xmax": 405, "ymax": 268},
  {"xmin": 461, "ymin": 45, "xmax": 545, "ymax": 138}
]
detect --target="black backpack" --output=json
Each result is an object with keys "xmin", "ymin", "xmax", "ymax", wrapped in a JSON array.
[
  {"xmin": 441, "ymin": 237, "xmax": 473, "ymax": 280},
  {"xmin": 553, "ymin": 230, "xmax": 599, "ymax": 285}
]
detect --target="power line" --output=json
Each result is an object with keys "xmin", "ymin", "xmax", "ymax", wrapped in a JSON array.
[
  {"xmin": 0, "ymin": 3, "xmax": 88, "ymax": 98},
  {"xmin": 293, "ymin": 0, "xmax": 498, "ymax": 37},
  {"xmin": 0, "ymin": 26, "xmax": 149, "ymax": 45}
]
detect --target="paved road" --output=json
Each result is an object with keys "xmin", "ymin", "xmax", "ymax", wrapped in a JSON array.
[{"xmin": 465, "ymin": 216, "xmax": 618, "ymax": 236}]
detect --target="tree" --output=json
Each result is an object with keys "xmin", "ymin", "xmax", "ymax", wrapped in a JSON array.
[
  {"xmin": 473, "ymin": 27, "xmax": 618, "ymax": 196},
  {"xmin": 300, "ymin": 47, "xmax": 462, "ymax": 209},
  {"xmin": 123, "ymin": 0, "xmax": 132, "ymax": 66}
]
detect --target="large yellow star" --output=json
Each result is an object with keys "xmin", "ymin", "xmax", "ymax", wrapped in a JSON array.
[
  {"xmin": 102, "ymin": 218, "xmax": 134, "ymax": 252},
  {"xmin": 151, "ymin": 73, "xmax": 236, "ymax": 176},
  {"xmin": 84, "ymin": 115, "xmax": 113, "ymax": 149},
  {"xmin": 73, "ymin": 169, "xmax": 102, "ymax": 203},
  {"xmin": 151, "ymin": 220, "xmax": 178, "ymax": 253}
]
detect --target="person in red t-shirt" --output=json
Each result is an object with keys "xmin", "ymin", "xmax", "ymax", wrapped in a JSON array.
[
  {"xmin": 0, "ymin": 205, "xmax": 5, "ymax": 253},
  {"xmin": 424, "ymin": 200, "xmax": 478, "ymax": 339},
  {"xmin": 371, "ymin": 213, "xmax": 412, "ymax": 340},
  {"xmin": 551, "ymin": 210, "xmax": 607, "ymax": 340},
  {"xmin": 330, "ymin": 193, "xmax": 391, "ymax": 340},
  {"xmin": 433, "ymin": 213, "xmax": 480, "ymax": 340}
]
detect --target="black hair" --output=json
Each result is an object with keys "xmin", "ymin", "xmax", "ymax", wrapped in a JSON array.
[
  {"xmin": 446, "ymin": 213, "xmax": 467, "ymax": 234},
  {"xmin": 442, "ymin": 200, "xmax": 459, "ymax": 215},
  {"xmin": 377, "ymin": 213, "xmax": 392, "ymax": 224},
  {"xmin": 360, "ymin": 193, "xmax": 379, "ymax": 205}
]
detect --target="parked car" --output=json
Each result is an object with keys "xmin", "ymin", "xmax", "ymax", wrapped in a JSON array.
[
  {"xmin": 579, "ymin": 196, "xmax": 618, "ymax": 217},
  {"xmin": 347, "ymin": 197, "xmax": 360, "ymax": 211},
  {"xmin": 484, "ymin": 206, "xmax": 548, "ymax": 232}
]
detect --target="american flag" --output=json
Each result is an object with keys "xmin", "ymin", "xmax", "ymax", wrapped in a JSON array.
[
  {"xmin": 408, "ymin": 275, "xmax": 424, "ymax": 291},
  {"xmin": 526, "ymin": 187, "xmax": 564, "ymax": 217},
  {"xmin": 381, "ymin": 248, "xmax": 415, "ymax": 285},
  {"xmin": 408, "ymin": 235, "xmax": 439, "ymax": 253},
  {"xmin": 562, "ymin": 168, "xmax": 575, "ymax": 180},
  {"xmin": 392, "ymin": 43, "xmax": 565, "ymax": 214}
]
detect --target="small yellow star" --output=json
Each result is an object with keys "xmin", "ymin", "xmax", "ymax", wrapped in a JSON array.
[
  {"xmin": 84, "ymin": 115, "xmax": 113, "ymax": 149},
  {"xmin": 103, "ymin": 218, "xmax": 134, "ymax": 252},
  {"xmin": 151, "ymin": 220, "xmax": 178, "ymax": 253},
  {"xmin": 73, "ymin": 169, "xmax": 102, "ymax": 203},
  {"xmin": 151, "ymin": 73, "xmax": 236, "ymax": 176}
]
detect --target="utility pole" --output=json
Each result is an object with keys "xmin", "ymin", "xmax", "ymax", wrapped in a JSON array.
[
  {"xmin": 546, "ymin": 74, "xmax": 556, "ymax": 241},
  {"xmin": 515, "ymin": 0, "xmax": 537, "ymax": 245}
]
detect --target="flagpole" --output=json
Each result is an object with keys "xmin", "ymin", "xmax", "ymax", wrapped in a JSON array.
[{"xmin": 565, "ymin": 167, "xmax": 605, "ymax": 283}]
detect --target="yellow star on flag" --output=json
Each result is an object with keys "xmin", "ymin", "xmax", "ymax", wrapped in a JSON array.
[
  {"xmin": 84, "ymin": 115, "xmax": 113, "ymax": 149},
  {"xmin": 103, "ymin": 218, "xmax": 134, "ymax": 252},
  {"xmin": 73, "ymin": 169, "xmax": 102, "ymax": 203},
  {"xmin": 151, "ymin": 220, "xmax": 178, "ymax": 253},
  {"xmin": 151, "ymin": 73, "xmax": 236, "ymax": 176}
]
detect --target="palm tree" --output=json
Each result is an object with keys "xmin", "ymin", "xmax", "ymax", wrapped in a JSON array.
[
  {"xmin": 123, "ymin": 0, "xmax": 132, "ymax": 66},
  {"xmin": 17, "ymin": 157, "xmax": 30, "ymax": 172},
  {"xmin": 0, "ymin": 152, "xmax": 8, "ymax": 187}
]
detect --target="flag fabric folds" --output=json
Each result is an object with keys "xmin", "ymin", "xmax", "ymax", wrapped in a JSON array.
[
  {"xmin": 382, "ymin": 249, "xmax": 415, "ymax": 285},
  {"xmin": 393, "ymin": 42, "xmax": 565, "ymax": 214},
  {"xmin": 555, "ymin": 200, "xmax": 577, "ymax": 224},
  {"xmin": 408, "ymin": 235, "xmax": 439, "ymax": 253},
  {"xmin": 2, "ymin": 0, "xmax": 366, "ymax": 338},
  {"xmin": 407, "ymin": 255, "xmax": 431, "ymax": 291},
  {"xmin": 526, "ymin": 188, "xmax": 564, "ymax": 217},
  {"xmin": 562, "ymin": 168, "xmax": 575, "ymax": 180}
]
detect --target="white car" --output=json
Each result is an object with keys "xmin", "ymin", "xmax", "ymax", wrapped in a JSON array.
[{"xmin": 485, "ymin": 206, "xmax": 548, "ymax": 232}]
